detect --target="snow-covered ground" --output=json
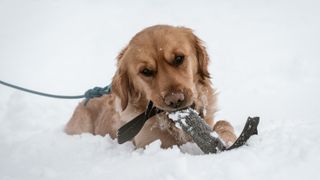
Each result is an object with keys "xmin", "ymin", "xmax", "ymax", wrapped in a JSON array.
[{"xmin": 1, "ymin": 0, "xmax": 320, "ymax": 179}]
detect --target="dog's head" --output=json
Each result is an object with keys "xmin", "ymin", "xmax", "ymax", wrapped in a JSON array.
[{"xmin": 112, "ymin": 25, "xmax": 210, "ymax": 112}]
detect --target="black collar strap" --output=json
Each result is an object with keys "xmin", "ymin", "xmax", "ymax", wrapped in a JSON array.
[{"xmin": 117, "ymin": 101, "xmax": 163, "ymax": 144}]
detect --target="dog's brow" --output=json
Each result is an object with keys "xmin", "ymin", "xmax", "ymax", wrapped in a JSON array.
[{"xmin": 137, "ymin": 61, "xmax": 156, "ymax": 69}]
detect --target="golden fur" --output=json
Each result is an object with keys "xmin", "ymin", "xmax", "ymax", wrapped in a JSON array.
[{"xmin": 65, "ymin": 25, "xmax": 237, "ymax": 148}]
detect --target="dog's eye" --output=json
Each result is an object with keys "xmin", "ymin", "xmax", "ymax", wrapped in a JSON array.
[
  {"xmin": 141, "ymin": 68, "xmax": 154, "ymax": 77},
  {"xmin": 173, "ymin": 55, "xmax": 185, "ymax": 66}
]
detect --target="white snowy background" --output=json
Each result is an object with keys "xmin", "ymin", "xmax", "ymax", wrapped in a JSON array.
[{"xmin": 1, "ymin": 0, "xmax": 320, "ymax": 179}]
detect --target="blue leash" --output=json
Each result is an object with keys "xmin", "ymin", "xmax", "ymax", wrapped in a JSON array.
[{"xmin": 0, "ymin": 80, "xmax": 111, "ymax": 105}]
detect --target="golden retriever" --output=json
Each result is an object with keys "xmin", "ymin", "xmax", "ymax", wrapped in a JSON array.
[{"xmin": 65, "ymin": 25, "xmax": 237, "ymax": 148}]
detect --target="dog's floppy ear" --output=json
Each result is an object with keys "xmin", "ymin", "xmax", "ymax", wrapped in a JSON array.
[
  {"xmin": 180, "ymin": 26, "xmax": 210, "ymax": 80},
  {"xmin": 194, "ymin": 35, "xmax": 210, "ymax": 80},
  {"xmin": 112, "ymin": 46, "xmax": 130, "ymax": 110},
  {"xmin": 112, "ymin": 46, "xmax": 143, "ymax": 111},
  {"xmin": 112, "ymin": 69, "xmax": 129, "ymax": 111}
]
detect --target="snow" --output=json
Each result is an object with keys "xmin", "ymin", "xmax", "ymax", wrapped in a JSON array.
[
  {"xmin": 210, "ymin": 132, "xmax": 219, "ymax": 139},
  {"xmin": 168, "ymin": 109, "xmax": 191, "ymax": 122},
  {"xmin": 168, "ymin": 109, "xmax": 196, "ymax": 129},
  {"xmin": 1, "ymin": 0, "xmax": 320, "ymax": 179}
]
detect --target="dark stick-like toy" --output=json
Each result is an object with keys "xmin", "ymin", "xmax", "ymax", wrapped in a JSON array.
[{"xmin": 169, "ymin": 108, "xmax": 259, "ymax": 154}]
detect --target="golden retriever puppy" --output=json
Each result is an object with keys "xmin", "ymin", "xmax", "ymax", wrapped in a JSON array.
[{"xmin": 65, "ymin": 25, "xmax": 237, "ymax": 148}]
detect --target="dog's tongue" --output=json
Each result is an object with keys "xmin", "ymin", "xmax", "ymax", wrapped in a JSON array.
[{"xmin": 117, "ymin": 101, "xmax": 162, "ymax": 144}]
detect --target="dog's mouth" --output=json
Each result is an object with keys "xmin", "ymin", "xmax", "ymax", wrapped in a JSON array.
[
  {"xmin": 151, "ymin": 102, "xmax": 196, "ymax": 114},
  {"xmin": 151, "ymin": 100, "xmax": 196, "ymax": 113},
  {"xmin": 142, "ymin": 101, "xmax": 196, "ymax": 122}
]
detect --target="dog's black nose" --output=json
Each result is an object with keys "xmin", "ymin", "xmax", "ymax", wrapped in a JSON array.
[{"xmin": 164, "ymin": 92, "xmax": 185, "ymax": 108}]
